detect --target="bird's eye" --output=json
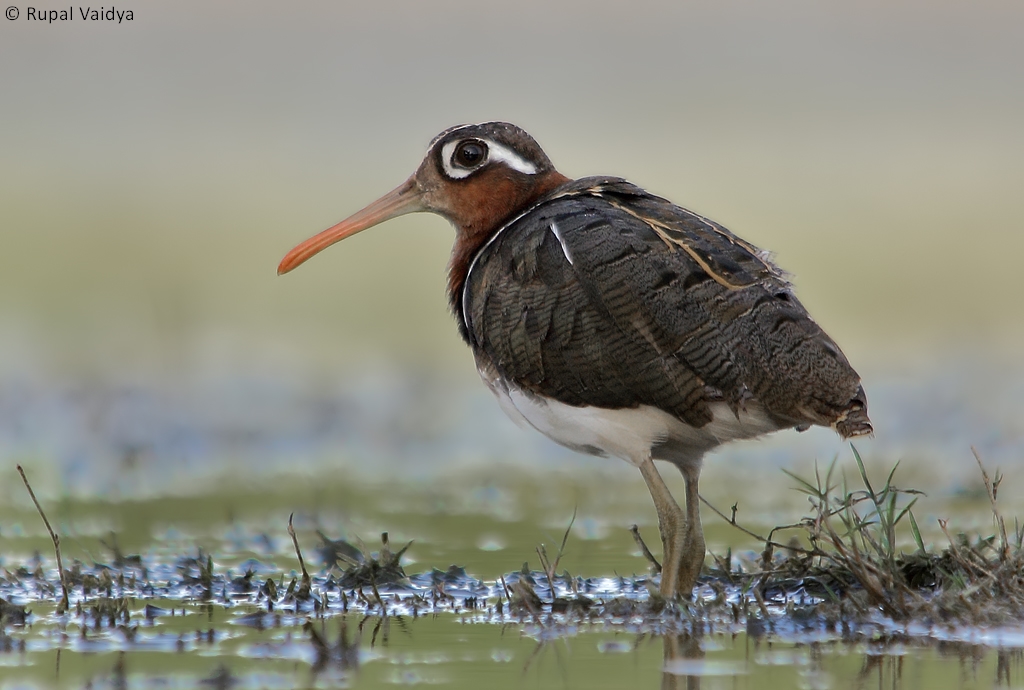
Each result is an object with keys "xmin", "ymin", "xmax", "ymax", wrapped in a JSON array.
[{"xmin": 453, "ymin": 140, "xmax": 487, "ymax": 168}]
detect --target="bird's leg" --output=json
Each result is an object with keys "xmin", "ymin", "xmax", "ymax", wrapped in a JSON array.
[
  {"xmin": 674, "ymin": 464, "xmax": 705, "ymax": 596},
  {"xmin": 637, "ymin": 456, "xmax": 687, "ymax": 598}
]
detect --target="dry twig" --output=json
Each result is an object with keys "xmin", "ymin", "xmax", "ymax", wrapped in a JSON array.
[
  {"xmin": 629, "ymin": 524, "xmax": 661, "ymax": 573},
  {"xmin": 973, "ymin": 446, "xmax": 1009, "ymax": 561},
  {"xmin": 17, "ymin": 465, "xmax": 70, "ymax": 613},
  {"xmin": 288, "ymin": 513, "xmax": 312, "ymax": 596}
]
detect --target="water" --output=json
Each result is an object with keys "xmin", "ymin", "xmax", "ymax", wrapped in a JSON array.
[
  {"xmin": 3, "ymin": 451, "xmax": 1024, "ymax": 689},
  {"xmin": 6, "ymin": 614, "xmax": 1022, "ymax": 689}
]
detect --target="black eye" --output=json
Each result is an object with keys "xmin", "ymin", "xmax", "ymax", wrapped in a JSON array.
[{"xmin": 453, "ymin": 140, "xmax": 487, "ymax": 168}]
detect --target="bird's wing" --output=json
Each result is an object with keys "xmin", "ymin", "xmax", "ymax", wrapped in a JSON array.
[{"xmin": 463, "ymin": 178, "xmax": 870, "ymax": 434}]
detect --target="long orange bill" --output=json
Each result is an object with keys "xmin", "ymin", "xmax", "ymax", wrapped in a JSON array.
[{"xmin": 277, "ymin": 178, "xmax": 424, "ymax": 275}]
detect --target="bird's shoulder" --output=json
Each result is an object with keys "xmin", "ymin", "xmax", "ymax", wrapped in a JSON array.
[
  {"xmin": 475, "ymin": 176, "xmax": 789, "ymax": 294},
  {"xmin": 528, "ymin": 177, "xmax": 782, "ymax": 286},
  {"xmin": 461, "ymin": 176, "xmax": 803, "ymax": 349}
]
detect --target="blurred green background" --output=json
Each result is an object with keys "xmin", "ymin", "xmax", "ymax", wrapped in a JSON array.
[{"xmin": 1, "ymin": 0, "xmax": 1022, "ymax": 497}]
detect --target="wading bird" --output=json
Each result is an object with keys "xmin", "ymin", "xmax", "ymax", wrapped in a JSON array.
[{"xmin": 278, "ymin": 122, "xmax": 872, "ymax": 599}]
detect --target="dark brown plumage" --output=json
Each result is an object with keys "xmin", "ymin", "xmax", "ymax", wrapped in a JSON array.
[
  {"xmin": 460, "ymin": 175, "xmax": 870, "ymax": 442},
  {"xmin": 279, "ymin": 122, "xmax": 871, "ymax": 600}
]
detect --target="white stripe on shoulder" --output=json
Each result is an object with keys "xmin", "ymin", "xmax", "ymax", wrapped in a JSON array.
[{"xmin": 549, "ymin": 222, "xmax": 574, "ymax": 265}]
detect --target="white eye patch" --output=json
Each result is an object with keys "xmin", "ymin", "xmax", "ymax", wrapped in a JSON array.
[{"xmin": 440, "ymin": 138, "xmax": 539, "ymax": 180}]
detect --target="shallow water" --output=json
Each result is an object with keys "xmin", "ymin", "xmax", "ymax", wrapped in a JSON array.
[
  {"xmin": 6, "ymin": 613, "xmax": 1024, "ymax": 690},
  {"xmin": 3, "ymin": 464, "xmax": 1024, "ymax": 689}
]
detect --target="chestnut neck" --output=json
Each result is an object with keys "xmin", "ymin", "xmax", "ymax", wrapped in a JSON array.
[{"xmin": 446, "ymin": 170, "xmax": 571, "ymax": 331}]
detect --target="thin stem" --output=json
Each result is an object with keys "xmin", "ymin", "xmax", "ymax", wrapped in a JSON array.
[{"xmin": 17, "ymin": 465, "xmax": 70, "ymax": 613}]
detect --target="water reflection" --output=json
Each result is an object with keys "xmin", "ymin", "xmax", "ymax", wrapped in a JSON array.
[
  {"xmin": 656, "ymin": 631, "xmax": 1024, "ymax": 690},
  {"xmin": 8, "ymin": 606, "xmax": 1024, "ymax": 689},
  {"xmin": 661, "ymin": 633, "xmax": 705, "ymax": 690}
]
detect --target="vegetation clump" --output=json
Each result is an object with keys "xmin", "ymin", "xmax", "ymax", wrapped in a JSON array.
[
  {"xmin": 0, "ymin": 597, "xmax": 27, "ymax": 627},
  {"xmin": 318, "ymin": 531, "xmax": 411, "ymax": 590},
  {"xmin": 701, "ymin": 447, "xmax": 1024, "ymax": 627}
]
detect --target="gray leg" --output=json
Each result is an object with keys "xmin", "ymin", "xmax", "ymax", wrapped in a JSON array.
[
  {"xmin": 674, "ymin": 464, "xmax": 705, "ymax": 596},
  {"xmin": 637, "ymin": 456, "xmax": 687, "ymax": 598}
]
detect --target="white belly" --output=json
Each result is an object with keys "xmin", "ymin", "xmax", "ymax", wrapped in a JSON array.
[{"xmin": 478, "ymin": 362, "xmax": 783, "ymax": 468}]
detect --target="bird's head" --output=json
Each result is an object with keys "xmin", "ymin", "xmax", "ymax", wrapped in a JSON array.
[{"xmin": 278, "ymin": 122, "xmax": 569, "ymax": 275}]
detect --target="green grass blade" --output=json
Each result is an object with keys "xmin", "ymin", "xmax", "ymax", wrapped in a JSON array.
[
  {"xmin": 908, "ymin": 510, "xmax": 925, "ymax": 553},
  {"xmin": 782, "ymin": 468, "xmax": 821, "ymax": 496},
  {"xmin": 884, "ymin": 460, "xmax": 902, "ymax": 492},
  {"xmin": 895, "ymin": 497, "xmax": 920, "ymax": 528},
  {"xmin": 852, "ymin": 445, "xmax": 875, "ymax": 499}
]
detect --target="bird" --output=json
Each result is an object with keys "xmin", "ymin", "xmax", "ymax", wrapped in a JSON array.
[{"xmin": 278, "ymin": 122, "xmax": 872, "ymax": 600}]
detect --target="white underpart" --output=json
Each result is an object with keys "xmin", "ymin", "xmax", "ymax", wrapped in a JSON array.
[
  {"xmin": 478, "ymin": 361, "xmax": 780, "ymax": 469},
  {"xmin": 548, "ymin": 222, "xmax": 574, "ymax": 265},
  {"xmin": 440, "ymin": 138, "xmax": 539, "ymax": 179}
]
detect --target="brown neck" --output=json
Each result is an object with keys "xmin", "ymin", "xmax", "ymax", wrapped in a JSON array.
[{"xmin": 446, "ymin": 170, "xmax": 571, "ymax": 329}]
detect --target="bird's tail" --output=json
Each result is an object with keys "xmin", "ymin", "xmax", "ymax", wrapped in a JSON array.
[{"xmin": 833, "ymin": 384, "xmax": 873, "ymax": 439}]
